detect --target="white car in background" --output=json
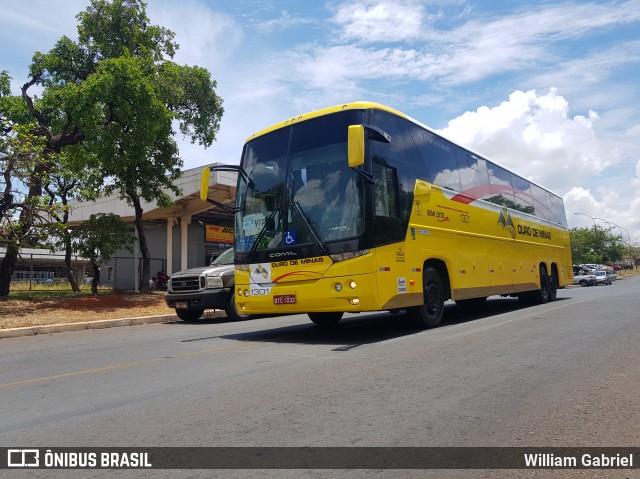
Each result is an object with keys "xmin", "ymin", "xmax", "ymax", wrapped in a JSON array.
[
  {"xmin": 605, "ymin": 270, "xmax": 618, "ymax": 283},
  {"xmin": 594, "ymin": 270, "xmax": 612, "ymax": 285}
]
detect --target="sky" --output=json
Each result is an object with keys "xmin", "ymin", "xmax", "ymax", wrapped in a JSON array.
[{"xmin": 2, "ymin": 0, "xmax": 640, "ymax": 240}]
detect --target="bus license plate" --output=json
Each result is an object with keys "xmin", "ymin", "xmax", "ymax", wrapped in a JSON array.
[
  {"xmin": 273, "ymin": 294, "xmax": 296, "ymax": 305},
  {"xmin": 175, "ymin": 301, "xmax": 189, "ymax": 309}
]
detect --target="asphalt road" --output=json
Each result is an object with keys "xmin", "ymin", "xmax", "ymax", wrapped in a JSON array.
[{"xmin": 1, "ymin": 276, "xmax": 639, "ymax": 479}]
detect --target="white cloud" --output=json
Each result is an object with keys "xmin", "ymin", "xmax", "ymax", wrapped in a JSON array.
[
  {"xmin": 254, "ymin": 11, "xmax": 314, "ymax": 33},
  {"xmin": 438, "ymin": 89, "xmax": 609, "ymax": 192},
  {"xmin": 438, "ymin": 89, "xmax": 640, "ymax": 237},
  {"xmin": 530, "ymin": 40, "xmax": 640, "ymax": 102},
  {"xmin": 332, "ymin": 1, "xmax": 427, "ymax": 42},
  {"xmin": 148, "ymin": 1, "xmax": 244, "ymax": 69},
  {"xmin": 324, "ymin": 1, "xmax": 640, "ymax": 88}
]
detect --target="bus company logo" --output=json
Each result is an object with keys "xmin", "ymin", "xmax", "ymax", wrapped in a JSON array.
[
  {"xmin": 8, "ymin": 449, "xmax": 40, "ymax": 467},
  {"xmin": 252, "ymin": 264, "xmax": 270, "ymax": 280},
  {"xmin": 497, "ymin": 207, "xmax": 516, "ymax": 239}
]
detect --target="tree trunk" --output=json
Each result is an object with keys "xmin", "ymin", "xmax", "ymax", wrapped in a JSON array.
[
  {"xmin": 0, "ymin": 163, "xmax": 47, "ymax": 296},
  {"xmin": 133, "ymin": 197, "xmax": 151, "ymax": 293},
  {"xmin": 64, "ymin": 232, "xmax": 81, "ymax": 292},
  {"xmin": 91, "ymin": 262, "xmax": 100, "ymax": 295},
  {"xmin": 0, "ymin": 242, "xmax": 18, "ymax": 297}
]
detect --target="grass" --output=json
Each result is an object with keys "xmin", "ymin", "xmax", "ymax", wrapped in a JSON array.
[{"xmin": 3, "ymin": 282, "xmax": 114, "ymax": 300}]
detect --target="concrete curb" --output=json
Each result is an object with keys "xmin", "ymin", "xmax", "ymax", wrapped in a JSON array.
[{"xmin": 0, "ymin": 314, "xmax": 178, "ymax": 339}]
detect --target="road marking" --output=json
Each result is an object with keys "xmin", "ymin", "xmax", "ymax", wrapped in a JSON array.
[{"xmin": 0, "ymin": 336, "xmax": 301, "ymax": 389}]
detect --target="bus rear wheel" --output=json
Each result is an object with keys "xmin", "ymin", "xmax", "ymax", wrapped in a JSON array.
[
  {"xmin": 308, "ymin": 312, "xmax": 343, "ymax": 328},
  {"xmin": 520, "ymin": 265, "xmax": 550, "ymax": 305},
  {"xmin": 408, "ymin": 267, "xmax": 444, "ymax": 329},
  {"xmin": 548, "ymin": 271, "xmax": 558, "ymax": 302}
]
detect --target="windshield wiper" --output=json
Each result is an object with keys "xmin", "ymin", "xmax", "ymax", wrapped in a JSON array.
[{"xmin": 291, "ymin": 199, "xmax": 327, "ymax": 254}]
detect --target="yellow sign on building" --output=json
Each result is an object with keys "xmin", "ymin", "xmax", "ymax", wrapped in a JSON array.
[{"xmin": 205, "ymin": 225, "xmax": 234, "ymax": 243}]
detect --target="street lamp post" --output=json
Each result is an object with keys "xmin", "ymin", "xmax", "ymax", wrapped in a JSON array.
[
  {"xmin": 573, "ymin": 212, "xmax": 604, "ymax": 265},
  {"xmin": 573, "ymin": 212, "xmax": 597, "ymax": 230}
]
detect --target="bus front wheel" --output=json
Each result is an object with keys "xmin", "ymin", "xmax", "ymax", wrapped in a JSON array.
[
  {"xmin": 408, "ymin": 267, "xmax": 444, "ymax": 329},
  {"xmin": 308, "ymin": 312, "xmax": 343, "ymax": 328}
]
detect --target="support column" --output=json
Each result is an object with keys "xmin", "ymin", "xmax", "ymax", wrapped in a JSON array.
[
  {"xmin": 166, "ymin": 218, "xmax": 174, "ymax": 275},
  {"xmin": 180, "ymin": 215, "xmax": 192, "ymax": 271}
]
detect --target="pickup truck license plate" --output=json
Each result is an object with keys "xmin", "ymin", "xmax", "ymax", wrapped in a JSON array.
[
  {"xmin": 273, "ymin": 294, "xmax": 296, "ymax": 305},
  {"xmin": 175, "ymin": 301, "xmax": 189, "ymax": 309}
]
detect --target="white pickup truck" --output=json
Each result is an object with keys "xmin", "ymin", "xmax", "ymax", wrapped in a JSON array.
[
  {"xmin": 572, "ymin": 271, "xmax": 597, "ymax": 287},
  {"xmin": 164, "ymin": 248, "xmax": 251, "ymax": 322}
]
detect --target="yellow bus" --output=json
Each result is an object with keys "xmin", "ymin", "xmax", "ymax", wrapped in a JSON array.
[{"xmin": 202, "ymin": 101, "xmax": 573, "ymax": 328}]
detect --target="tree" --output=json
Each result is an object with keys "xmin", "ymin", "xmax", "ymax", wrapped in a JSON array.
[
  {"xmin": 72, "ymin": 213, "xmax": 134, "ymax": 294},
  {"xmin": 569, "ymin": 226, "xmax": 623, "ymax": 265},
  {"xmin": 45, "ymin": 150, "xmax": 104, "ymax": 292},
  {"xmin": 0, "ymin": 0, "xmax": 224, "ymax": 296},
  {"xmin": 1, "ymin": 72, "xmax": 65, "ymax": 295}
]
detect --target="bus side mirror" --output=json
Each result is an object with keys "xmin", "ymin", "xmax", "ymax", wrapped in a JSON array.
[
  {"xmin": 200, "ymin": 167, "xmax": 211, "ymax": 201},
  {"xmin": 348, "ymin": 125, "xmax": 365, "ymax": 168}
]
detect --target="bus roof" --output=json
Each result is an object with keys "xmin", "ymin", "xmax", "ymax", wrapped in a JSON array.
[{"xmin": 244, "ymin": 101, "xmax": 408, "ymax": 143}]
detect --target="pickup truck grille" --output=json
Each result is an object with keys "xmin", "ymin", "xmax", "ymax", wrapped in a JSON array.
[{"xmin": 170, "ymin": 276, "xmax": 202, "ymax": 292}]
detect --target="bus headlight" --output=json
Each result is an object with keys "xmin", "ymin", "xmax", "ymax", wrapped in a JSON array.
[
  {"xmin": 335, "ymin": 283, "xmax": 343, "ymax": 292},
  {"xmin": 349, "ymin": 281, "xmax": 357, "ymax": 289}
]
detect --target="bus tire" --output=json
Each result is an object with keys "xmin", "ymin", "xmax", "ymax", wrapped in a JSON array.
[
  {"xmin": 308, "ymin": 312, "xmax": 343, "ymax": 328},
  {"xmin": 548, "ymin": 271, "xmax": 558, "ymax": 302},
  {"xmin": 408, "ymin": 267, "xmax": 444, "ymax": 328},
  {"xmin": 530, "ymin": 265, "xmax": 550, "ymax": 305},
  {"xmin": 176, "ymin": 308, "xmax": 204, "ymax": 322},
  {"xmin": 224, "ymin": 294, "xmax": 252, "ymax": 322}
]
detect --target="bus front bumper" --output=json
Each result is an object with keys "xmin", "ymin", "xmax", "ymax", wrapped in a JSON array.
[{"xmin": 234, "ymin": 273, "xmax": 383, "ymax": 315}]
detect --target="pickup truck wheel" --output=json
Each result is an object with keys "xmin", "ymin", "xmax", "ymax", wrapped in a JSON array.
[
  {"xmin": 308, "ymin": 312, "xmax": 343, "ymax": 328},
  {"xmin": 176, "ymin": 309, "xmax": 204, "ymax": 322},
  {"xmin": 225, "ymin": 294, "xmax": 251, "ymax": 321}
]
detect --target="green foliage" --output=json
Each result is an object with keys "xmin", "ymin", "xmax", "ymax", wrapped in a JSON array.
[
  {"xmin": 70, "ymin": 54, "xmax": 181, "ymax": 205},
  {"xmin": 0, "ymin": 119, "xmax": 61, "ymax": 248},
  {"xmin": 1, "ymin": 0, "xmax": 224, "ymax": 295},
  {"xmin": 72, "ymin": 213, "xmax": 134, "ymax": 265},
  {"xmin": 0, "ymin": 71, "xmax": 10, "ymax": 97},
  {"xmin": 76, "ymin": 0, "xmax": 177, "ymax": 62},
  {"xmin": 569, "ymin": 226, "xmax": 624, "ymax": 265}
]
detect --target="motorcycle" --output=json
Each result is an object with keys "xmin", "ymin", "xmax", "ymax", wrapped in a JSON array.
[{"xmin": 151, "ymin": 271, "xmax": 170, "ymax": 291}]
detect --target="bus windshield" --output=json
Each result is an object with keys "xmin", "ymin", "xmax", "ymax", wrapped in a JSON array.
[{"xmin": 235, "ymin": 110, "xmax": 366, "ymax": 255}]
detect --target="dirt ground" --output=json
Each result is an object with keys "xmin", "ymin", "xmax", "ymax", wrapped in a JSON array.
[{"xmin": 0, "ymin": 293, "xmax": 175, "ymax": 330}]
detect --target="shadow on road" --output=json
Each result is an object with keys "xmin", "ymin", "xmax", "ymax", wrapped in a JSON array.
[{"xmin": 180, "ymin": 297, "xmax": 570, "ymax": 349}]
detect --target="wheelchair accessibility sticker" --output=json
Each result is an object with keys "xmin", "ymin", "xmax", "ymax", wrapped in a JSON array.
[{"xmin": 284, "ymin": 230, "xmax": 297, "ymax": 245}]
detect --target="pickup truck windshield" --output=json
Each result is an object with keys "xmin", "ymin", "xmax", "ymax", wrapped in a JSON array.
[{"xmin": 212, "ymin": 248, "xmax": 234, "ymax": 265}]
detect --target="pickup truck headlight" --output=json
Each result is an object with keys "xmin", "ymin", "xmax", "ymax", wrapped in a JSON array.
[{"xmin": 206, "ymin": 276, "xmax": 224, "ymax": 289}]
